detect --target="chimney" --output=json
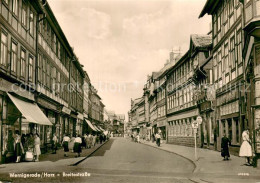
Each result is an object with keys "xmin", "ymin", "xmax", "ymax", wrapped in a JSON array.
[{"xmin": 170, "ymin": 50, "xmax": 174, "ymax": 63}]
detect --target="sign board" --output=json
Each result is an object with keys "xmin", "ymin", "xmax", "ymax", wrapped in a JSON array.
[
  {"xmin": 196, "ymin": 116, "xmax": 202, "ymax": 124},
  {"xmin": 192, "ymin": 121, "xmax": 199, "ymax": 129}
]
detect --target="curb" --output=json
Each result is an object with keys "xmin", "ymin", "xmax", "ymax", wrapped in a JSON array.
[
  {"xmin": 140, "ymin": 141, "xmax": 197, "ymax": 173},
  {"xmin": 71, "ymin": 140, "xmax": 110, "ymax": 166}
]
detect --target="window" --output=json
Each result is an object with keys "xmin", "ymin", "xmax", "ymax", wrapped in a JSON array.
[
  {"xmin": 21, "ymin": 1, "xmax": 27, "ymax": 27},
  {"xmin": 20, "ymin": 49, "xmax": 26, "ymax": 78},
  {"xmin": 230, "ymin": 37, "xmax": 235, "ymax": 69},
  {"xmin": 51, "ymin": 67, "xmax": 56, "ymax": 91},
  {"xmin": 0, "ymin": 32, "xmax": 8, "ymax": 66},
  {"xmin": 11, "ymin": 41, "xmax": 18, "ymax": 73},
  {"xmin": 42, "ymin": 57, "xmax": 46, "ymax": 85},
  {"xmin": 28, "ymin": 56, "xmax": 33, "ymax": 81},
  {"xmin": 237, "ymin": 30, "xmax": 242, "ymax": 64},
  {"xmin": 38, "ymin": 53, "xmax": 42, "ymax": 82},
  {"xmin": 57, "ymin": 72, "xmax": 60, "ymax": 94},
  {"xmin": 46, "ymin": 62, "xmax": 50, "ymax": 88},
  {"xmin": 12, "ymin": 0, "xmax": 18, "ymax": 16},
  {"xmin": 29, "ymin": 9, "xmax": 34, "ymax": 36}
]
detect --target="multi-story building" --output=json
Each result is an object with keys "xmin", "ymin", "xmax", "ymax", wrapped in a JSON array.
[
  {"xmin": 200, "ymin": 0, "xmax": 244, "ymax": 154},
  {"xmin": 0, "ymin": 0, "xmax": 45, "ymax": 162},
  {"xmin": 166, "ymin": 35, "xmax": 212, "ymax": 147},
  {"xmin": 0, "ymin": 0, "xmax": 106, "ymax": 163},
  {"xmin": 129, "ymin": 97, "xmax": 143, "ymax": 134},
  {"xmin": 242, "ymin": 0, "xmax": 260, "ymax": 159}
]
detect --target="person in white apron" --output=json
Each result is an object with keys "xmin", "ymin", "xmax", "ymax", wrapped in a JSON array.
[{"xmin": 239, "ymin": 129, "xmax": 253, "ymax": 165}]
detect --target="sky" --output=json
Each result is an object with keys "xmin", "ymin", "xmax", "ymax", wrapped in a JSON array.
[{"xmin": 48, "ymin": 0, "xmax": 210, "ymax": 120}]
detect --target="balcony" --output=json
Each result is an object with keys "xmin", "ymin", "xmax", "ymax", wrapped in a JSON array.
[{"xmin": 244, "ymin": 0, "xmax": 260, "ymax": 38}]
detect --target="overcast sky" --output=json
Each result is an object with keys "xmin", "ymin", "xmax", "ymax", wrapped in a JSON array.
[{"xmin": 48, "ymin": 0, "xmax": 210, "ymax": 120}]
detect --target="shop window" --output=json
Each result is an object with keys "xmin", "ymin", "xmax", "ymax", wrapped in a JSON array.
[
  {"xmin": 235, "ymin": 118, "xmax": 240, "ymax": 144},
  {"xmin": 1, "ymin": 31, "xmax": 8, "ymax": 67},
  {"xmin": 222, "ymin": 120, "xmax": 226, "ymax": 136},
  {"xmin": 228, "ymin": 119, "xmax": 232, "ymax": 143}
]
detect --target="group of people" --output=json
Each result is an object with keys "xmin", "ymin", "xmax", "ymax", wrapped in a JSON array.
[
  {"xmin": 62, "ymin": 133, "xmax": 108, "ymax": 157},
  {"xmin": 131, "ymin": 132, "xmax": 162, "ymax": 147},
  {"xmin": 15, "ymin": 131, "xmax": 41, "ymax": 163},
  {"xmin": 221, "ymin": 129, "xmax": 253, "ymax": 166}
]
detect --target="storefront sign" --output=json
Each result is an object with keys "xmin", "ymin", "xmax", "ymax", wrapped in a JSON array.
[
  {"xmin": 157, "ymin": 120, "xmax": 166, "ymax": 127},
  {"xmin": 38, "ymin": 98, "xmax": 58, "ymax": 111},
  {"xmin": 62, "ymin": 106, "xmax": 71, "ymax": 115}
]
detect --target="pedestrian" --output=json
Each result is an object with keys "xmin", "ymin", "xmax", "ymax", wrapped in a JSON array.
[
  {"xmin": 152, "ymin": 133, "xmax": 155, "ymax": 143},
  {"xmin": 14, "ymin": 130, "xmax": 24, "ymax": 163},
  {"xmin": 221, "ymin": 134, "xmax": 231, "ymax": 161},
  {"xmin": 81, "ymin": 134, "xmax": 87, "ymax": 149},
  {"xmin": 99, "ymin": 134, "xmax": 103, "ymax": 144},
  {"xmin": 33, "ymin": 133, "xmax": 41, "ymax": 162},
  {"xmin": 62, "ymin": 134, "xmax": 70, "ymax": 157},
  {"xmin": 73, "ymin": 135, "xmax": 82, "ymax": 157},
  {"xmin": 239, "ymin": 129, "xmax": 253, "ymax": 165},
  {"xmin": 92, "ymin": 134, "xmax": 96, "ymax": 147},
  {"xmin": 52, "ymin": 133, "xmax": 58, "ymax": 154},
  {"xmin": 136, "ymin": 134, "xmax": 140, "ymax": 143},
  {"xmin": 155, "ymin": 133, "xmax": 161, "ymax": 147}
]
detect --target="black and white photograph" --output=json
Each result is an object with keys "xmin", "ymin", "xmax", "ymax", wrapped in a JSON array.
[{"xmin": 0, "ymin": 0, "xmax": 260, "ymax": 182}]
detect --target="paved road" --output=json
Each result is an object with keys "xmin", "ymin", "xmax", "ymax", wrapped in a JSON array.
[
  {"xmin": 0, "ymin": 138, "xmax": 195, "ymax": 183},
  {"xmin": 0, "ymin": 138, "xmax": 255, "ymax": 183}
]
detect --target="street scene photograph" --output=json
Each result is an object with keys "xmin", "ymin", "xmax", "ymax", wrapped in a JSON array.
[{"xmin": 0, "ymin": 0, "xmax": 260, "ymax": 182}]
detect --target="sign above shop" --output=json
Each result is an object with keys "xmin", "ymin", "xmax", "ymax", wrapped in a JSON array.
[{"xmin": 62, "ymin": 106, "xmax": 71, "ymax": 115}]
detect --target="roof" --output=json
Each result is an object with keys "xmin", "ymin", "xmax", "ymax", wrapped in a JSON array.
[
  {"xmin": 191, "ymin": 34, "xmax": 212, "ymax": 48},
  {"xmin": 199, "ymin": 0, "xmax": 221, "ymax": 18}
]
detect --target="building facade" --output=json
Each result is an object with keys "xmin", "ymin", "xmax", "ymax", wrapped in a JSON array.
[
  {"xmin": 200, "ymin": 0, "xmax": 244, "ymax": 154},
  {"xmin": 0, "ymin": 0, "xmax": 106, "ymax": 163}
]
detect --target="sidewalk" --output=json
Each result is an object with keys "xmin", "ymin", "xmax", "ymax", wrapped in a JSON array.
[
  {"xmin": 140, "ymin": 140, "xmax": 260, "ymax": 176},
  {"xmin": 0, "ymin": 141, "xmax": 108, "ymax": 174}
]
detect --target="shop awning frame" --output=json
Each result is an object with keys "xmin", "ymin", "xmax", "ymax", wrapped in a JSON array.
[
  {"xmin": 7, "ymin": 93, "xmax": 52, "ymax": 126},
  {"xmin": 84, "ymin": 118, "xmax": 97, "ymax": 131}
]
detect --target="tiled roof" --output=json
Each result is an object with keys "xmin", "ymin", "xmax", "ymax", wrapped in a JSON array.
[{"xmin": 191, "ymin": 34, "xmax": 212, "ymax": 48}]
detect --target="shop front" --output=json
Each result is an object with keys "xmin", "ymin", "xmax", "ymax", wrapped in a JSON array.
[
  {"xmin": 1, "ymin": 92, "xmax": 52, "ymax": 163},
  {"xmin": 167, "ymin": 109, "xmax": 199, "ymax": 147},
  {"xmin": 77, "ymin": 113, "xmax": 84, "ymax": 136},
  {"xmin": 157, "ymin": 119, "xmax": 166, "ymax": 141},
  {"xmin": 36, "ymin": 96, "xmax": 60, "ymax": 146}
]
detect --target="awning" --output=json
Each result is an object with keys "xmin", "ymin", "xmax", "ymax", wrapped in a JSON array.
[
  {"xmin": 92, "ymin": 124, "xmax": 101, "ymax": 132},
  {"xmin": 84, "ymin": 119, "xmax": 97, "ymax": 131},
  {"xmin": 7, "ymin": 93, "xmax": 52, "ymax": 126},
  {"xmin": 96, "ymin": 126, "xmax": 105, "ymax": 132}
]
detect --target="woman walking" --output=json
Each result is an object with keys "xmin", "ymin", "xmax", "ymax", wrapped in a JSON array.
[
  {"xmin": 14, "ymin": 130, "xmax": 24, "ymax": 163},
  {"xmin": 62, "ymin": 134, "xmax": 70, "ymax": 157},
  {"xmin": 221, "ymin": 134, "xmax": 231, "ymax": 160},
  {"xmin": 239, "ymin": 129, "xmax": 253, "ymax": 165},
  {"xmin": 73, "ymin": 135, "xmax": 82, "ymax": 157},
  {"xmin": 34, "ymin": 133, "xmax": 41, "ymax": 162}
]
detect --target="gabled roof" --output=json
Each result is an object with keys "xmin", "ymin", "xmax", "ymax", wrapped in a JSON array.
[
  {"xmin": 191, "ymin": 34, "xmax": 212, "ymax": 48},
  {"xmin": 199, "ymin": 0, "xmax": 221, "ymax": 18}
]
